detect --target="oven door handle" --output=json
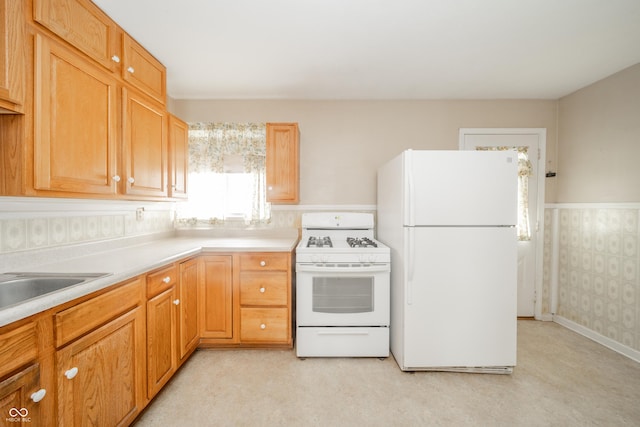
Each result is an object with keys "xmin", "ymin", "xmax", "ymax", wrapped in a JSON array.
[{"xmin": 296, "ymin": 264, "xmax": 390, "ymax": 273}]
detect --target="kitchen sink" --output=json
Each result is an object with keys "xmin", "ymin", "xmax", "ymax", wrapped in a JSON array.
[{"xmin": 0, "ymin": 273, "xmax": 110, "ymax": 309}]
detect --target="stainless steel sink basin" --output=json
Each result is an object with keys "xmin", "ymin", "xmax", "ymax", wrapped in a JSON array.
[{"xmin": 0, "ymin": 273, "xmax": 110, "ymax": 309}]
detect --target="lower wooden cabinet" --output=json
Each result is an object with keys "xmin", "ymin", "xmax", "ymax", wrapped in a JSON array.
[
  {"xmin": 0, "ymin": 364, "xmax": 43, "ymax": 425},
  {"xmin": 199, "ymin": 251, "xmax": 293, "ymax": 348},
  {"xmin": 56, "ymin": 306, "xmax": 145, "ymax": 426},
  {"xmin": 146, "ymin": 259, "xmax": 199, "ymax": 399},
  {"xmin": 238, "ymin": 252, "xmax": 293, "ymax": 346},
  {"xmin": 199, "ymin": 255, "xmax": 234, "ymax": 341},
  {"xmin": 0, "ymin": 250, "xmax": 292, "ymax": 426},
  {"xmin": 146, "ymin": 286, "xmax": 177, "ymax": 398},
  {"xmin": 178, "ymin": 258, "xmax": 199, "ymax": 360}
]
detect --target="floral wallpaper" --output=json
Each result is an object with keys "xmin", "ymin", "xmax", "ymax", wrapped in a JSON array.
[{"xmin": 543, "ymin": 206, "xmax": 640, "ymax": 353}]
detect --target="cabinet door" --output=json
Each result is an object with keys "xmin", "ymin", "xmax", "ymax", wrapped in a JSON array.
[
  {"xmin": 57, "ymin": 307, "xmax": 145, "ymax": 427},
  {"xmin": 34, "ymin": 34, "xmax": 118, "ymax": 195},
  {"xmin": 168, "ymin": 114, "xmax": 189, "ymax": 199},
  {"xmin": 33, "ymin": 0, "xmax": 120, "ymax": 72},
  {"xmin": 199, "ymin": 255, "xmax": 234, "ymax": 340},
  {"xmin": 147, "ymin": 287, "xmax": 177, "ymax": 398},
  {"xmin": 266, "ymin": 123, "xmax": 299, "ymax": 203},
  {"xmin": 178, "ymin": 258, "xmax": 199, "ymax": 360},
  {"xmin": 0, "ymin": 0, "xmax": 25, "ymax": 112},
  {"xmin": 0, "ymin": 364, "xmax": 42, "ymax": 425},
  {"xmin": 122, "ymin": 34, "xmax": 166, "ymax": 104},
  {"xmin": 122, "ymin": 88, "xmax": 168, "ymax": 197}
]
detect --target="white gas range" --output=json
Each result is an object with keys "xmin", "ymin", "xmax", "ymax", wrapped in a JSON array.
[{"xmin": 295, "ymin": 212, "xmax": 390, "ymax": 358}]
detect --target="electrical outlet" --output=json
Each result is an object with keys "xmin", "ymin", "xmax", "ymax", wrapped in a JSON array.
[{"xmin": 136, "ymin": 207, "xmax": 145, "ymax": 221}]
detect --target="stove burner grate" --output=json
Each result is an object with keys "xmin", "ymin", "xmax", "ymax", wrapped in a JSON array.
[
  {"xmin": 346, "ymin": 237, "xmax": 378, "ymax": 248},
  {"xmin": 307, "ymin": 236, "xmax": 333, "ymax": 248}
]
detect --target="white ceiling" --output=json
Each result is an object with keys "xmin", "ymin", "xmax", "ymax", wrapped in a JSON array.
[{"xmin": 93, "ymin": 0, "xmax": 640, "ymax": 100}]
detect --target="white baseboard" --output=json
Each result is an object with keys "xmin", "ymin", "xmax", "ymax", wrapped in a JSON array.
[{"xmin": 553, "ymin": 315, "xmax": 640, "ymax": 364}]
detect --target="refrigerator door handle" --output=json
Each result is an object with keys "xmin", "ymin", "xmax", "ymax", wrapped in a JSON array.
[
  {"xmin": 407, "ymin": 227, "xmax": 414, "ymax": 305},
  {"xmin": 405, "ymin": 150, "xmax": 414, "ymax": 226}
]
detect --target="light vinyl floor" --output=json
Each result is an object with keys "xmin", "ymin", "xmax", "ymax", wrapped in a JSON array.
[{"xmin": 134, "ymin": 321, "xmax": 640, "ymax": 426}]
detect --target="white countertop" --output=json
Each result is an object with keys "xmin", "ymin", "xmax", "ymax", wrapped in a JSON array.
[{"xmin": 0, "ymin": 233, "xmax": 299, "ymax": 327}]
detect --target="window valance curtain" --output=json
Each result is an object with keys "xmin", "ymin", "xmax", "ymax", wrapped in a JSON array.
[{"xmin": 176, "ymin": 122, "xmax": 270, "ymax": 226}]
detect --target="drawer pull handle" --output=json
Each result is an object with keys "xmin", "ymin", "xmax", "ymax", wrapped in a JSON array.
[
  {"xmin": 173, "ymin": 299, "xmax": 180, "ymax": 305},
  {"xmin": 31, "ymin": 389, "xmax": 46, "ymax": 403},
  {"xmin": 259, "ymin": 287, "xmax": 266, "ymax": 293},
  {"xmin": 260, "ymin": 261, "xmax": 266, "ymax": 267},
  {"xmin": 64, "ymin": 367, "xmax": 78, "ymax": 380},
  {"xmin": 162, "ymin": 276, "xmax": 171, "ymax": 283},
  {"xmin": 260, "ymin": 323, "xmax": 266, "ymax": 329}
]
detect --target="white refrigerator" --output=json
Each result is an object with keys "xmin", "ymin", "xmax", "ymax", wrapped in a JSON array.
[{"xmin": 377, "ymin": 150, "xmax": 518, "ymax": 373}]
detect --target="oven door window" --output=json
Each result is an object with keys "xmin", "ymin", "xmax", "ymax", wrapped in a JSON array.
[{"xmin": 312, "ymin": 277, "xmax": 374, "ymax": 313}]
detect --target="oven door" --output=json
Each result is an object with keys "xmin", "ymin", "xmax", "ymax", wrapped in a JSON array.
[{"xmin": 296, "ymin": 263, "xmax": 390, "ymax": 326}]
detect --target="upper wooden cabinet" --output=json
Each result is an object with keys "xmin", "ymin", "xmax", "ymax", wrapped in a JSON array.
[
  {"xmin": 266, "ymin": 123, "xmax": 299, "ymax": 204},
  {"xmin": 169, "ymin": 114, "xmax": 189, "ymax": 199},
  {"xmin": 122, "ymin": 88, "xmax": 168, "ymax": 197},
  {"xmin": 0, "ymin": 0, "xmax": 26, "ymax": 112},
  {"xmin": 122, "ymin": 34, "xmax": 166, "ymax": 105},
  {"xmin": 33, "ymin": 34, "xmax": 118, "ymax": 196},
  {"xmin": 33, "ymin": 0, "xmax": 120, "ymax": 73}
]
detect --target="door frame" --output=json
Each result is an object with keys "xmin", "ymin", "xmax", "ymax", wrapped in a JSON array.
[{"xmin": 458, "ymin": 128, "xmax": 547, "ymax": 320}]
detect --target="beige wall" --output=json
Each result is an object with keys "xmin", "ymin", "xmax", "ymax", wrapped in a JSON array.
[
  {"xmin": 557, "ymin": 63, "xmax": 640, "ymax": 203},
  {"xmin": 171, "ymin": 99, "xmax": 558, "ymax": 205}
]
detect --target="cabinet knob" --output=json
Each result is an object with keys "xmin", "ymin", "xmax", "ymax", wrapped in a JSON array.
[
  {"xmin": 260, "ymin": 261, "xmax": 266, "ymax": 267},
  {"xmin": 259, "ymin": 287, "xmax": 265, "ymax": 293},
  {"xmin": 162, "ymin": 276, "xmax": 171, "ymax": 283},
  {"xmin": 111, "ymin": 55, "xmax": 120, "ymax": 63},
  {"xmin": 31, "ymin": 389, "xmax": 47, "ymax": 403},
  {"xmin": 268, "ymin": 186, "xmax": 273, "ymax": 191},
  {"xmin": 64, "ymin": 367, "xmax": 78, "ymax": 380},
  {"xmin": 127, "ymin": 66, "xmax": 135, "ymax": 73},
  {"xmin": 127, "ymin": 177, "xmax": 135, "ymax": 184},
  {"xmin": 173, "ymin": 299, "xmax": 180, "ymax": 305},
  {"xmin": 260, "ymin": 324, "xmax": 266, "ymax": 330},
  {"xmin": 112, "ymin": 175, "xmax": 121, "ymax": 182}
]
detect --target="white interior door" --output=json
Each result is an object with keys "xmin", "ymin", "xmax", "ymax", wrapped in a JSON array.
[{"xmin": 459, "ymin": 128, "xmax": 546, "ymax": 318}]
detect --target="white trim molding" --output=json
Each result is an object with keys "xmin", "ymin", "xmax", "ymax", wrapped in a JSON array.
[{"xmin": 554, "ymin": 315, "xmax": 640, "ymax": 363}]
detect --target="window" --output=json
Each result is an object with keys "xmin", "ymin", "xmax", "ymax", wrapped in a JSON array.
[{"xmin": 176, "ymin": 123, "xmax": 270, "ymax": 226}]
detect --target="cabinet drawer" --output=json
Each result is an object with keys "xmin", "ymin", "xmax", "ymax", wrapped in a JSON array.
[
  {"xmin": 240, "ymin": 308, "xmax": 289, "ymax": 343},
  {"xmin": 239, "ymin": 272, "xmax": 288, "ymax": 306},
  {"xmin": 239, "ymin": 253, "xmax": 289, "ymax": 271},
  {"xmin": 0, "ymin": 322, "xmax": 37, "ymax": 378},
  {"xmin": 55, "ymin": 277, "xmax": 142, "ymax": 347},
  {"xmin": 147, "ymin": 264, "xmax": 178, "ymax": 297}
]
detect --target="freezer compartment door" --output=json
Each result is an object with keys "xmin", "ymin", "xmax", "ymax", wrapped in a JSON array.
[
  {"xmin": 405, "ymin": 150, "xmax": 517, "ymax": 226},
  {"xmin": 402, "ymin": 226, "xmax": 517, "ymax": 369}
]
